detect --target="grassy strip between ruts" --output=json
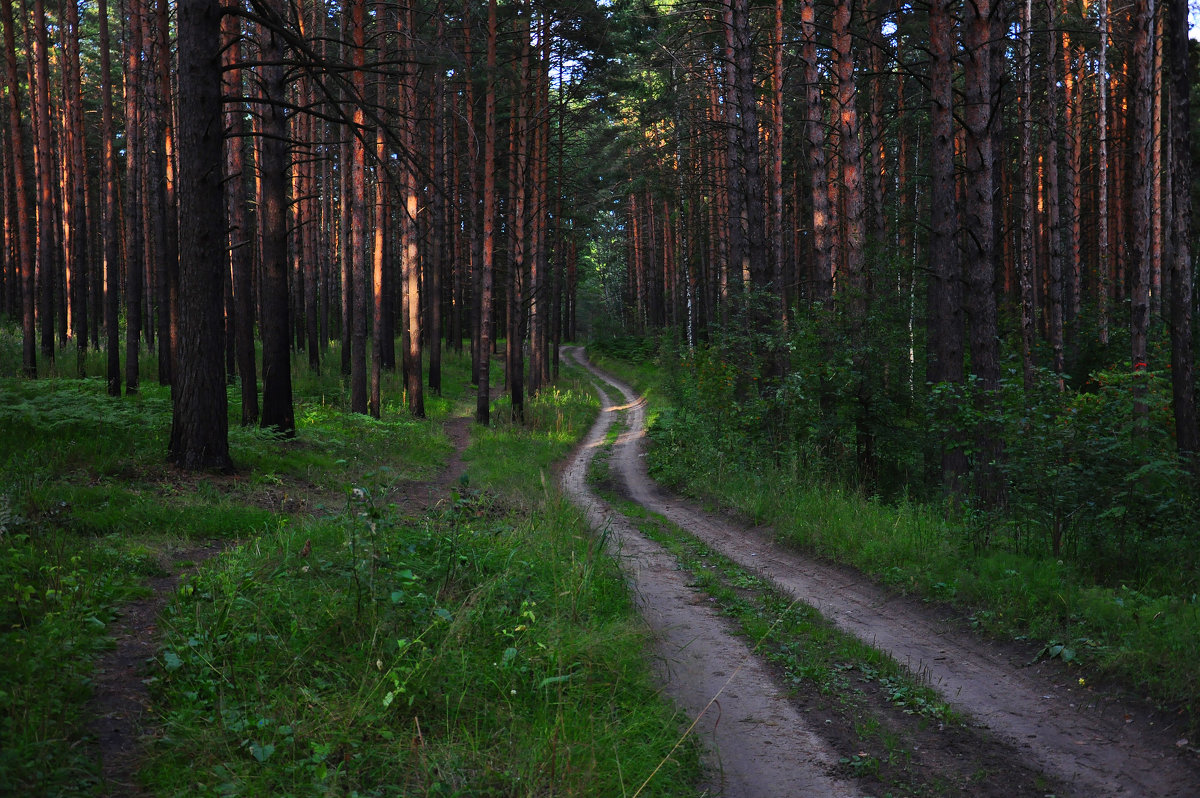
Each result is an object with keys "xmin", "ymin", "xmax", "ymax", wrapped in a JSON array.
[
  {"xmin": 581, "ymin": 418, "xmax": 1050, "ymax": 798},
  {"xmin": 587, "ymin": 345, "xmax": 1200, "ymax": 735},
  {"xmin": 0, "ymin": 335, "xmax": 705, "ymax": 797}
]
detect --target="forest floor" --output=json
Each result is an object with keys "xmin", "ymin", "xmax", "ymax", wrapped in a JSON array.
[
  {"xmin": 562, "ymin": 346, "xmax": 1200, "ymax": 797},
  {"xmin": 82, "ymin": 414, "xmax": 475, "ymax": 797}
]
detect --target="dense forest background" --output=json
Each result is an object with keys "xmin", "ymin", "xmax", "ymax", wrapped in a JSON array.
[{"xmin": 2, "ymin": 0, "xmax": 1199, "ymax": 585}]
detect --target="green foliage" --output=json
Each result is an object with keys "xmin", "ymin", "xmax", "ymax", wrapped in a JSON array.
[
  {"xmin": 935, "ymin": 363, "xmax": 1200, "ymax": 590},
  {"xmin": 594, "ymin": 291, "xmax": 1200, "ymax": 731},
  {"xmin": 0, "ymin": 331, "xmax": 703, "ymax": 795},
  {"xmin": 144, "ymin": 496, "xmax": 699, "ymax": 795}
]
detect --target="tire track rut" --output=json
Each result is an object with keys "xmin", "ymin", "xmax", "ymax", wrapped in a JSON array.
[{"xmin": 566, "ymin": 346, "xmax": 1200, "ymax": 797}]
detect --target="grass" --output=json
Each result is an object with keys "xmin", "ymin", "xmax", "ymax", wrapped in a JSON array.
[
  {"xmin": 583, "ymin": 420, "xmax": 982, "ymax": 798},
  {"xmin": 0, "ymin": 326, "xmax": 705, "ymax": 796},
  {"xmin": 589, "ymin": 343, "xmax": 1200, "ymax": 733}
]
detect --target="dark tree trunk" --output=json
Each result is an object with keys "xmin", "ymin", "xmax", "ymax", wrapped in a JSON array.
[
  {"xmin": 257, "ymin": 13, "xmax": 294, "ymax": 436},
  {"xmin": 1129, "ymin": 0, "xmax": 1154, "ymax": 422},
  {"xmin": 800, "ymin": 0, "xmax": 833, "ymax": 304},
  {"xmin": 928, "ymin": 0, "xmax": 966, "ymax": 491},
  {"xmin": 1, "ymin": 0, "xmax": 35, "ymax": 377},
  {"xmin": 963, "ymin": 0, "xmax": 1002, "ymax": 503},
  {"xmin": 124, "ymin": 0, "xmax": 144, "ymax": 393},
  {"xmin": 1167, "ymin": 0, "xmax": 1198, "ymax": 459},
  {"xmin": 170, "ymin": 0, "xmax": 233, "ymax": 472},
  {"xmin": 476, "ymin": 0, "xmax": 497, "ymax": 425},
  {"xmin": 98, "ymin": 0, "xmax": 121, "ymax": 394}
]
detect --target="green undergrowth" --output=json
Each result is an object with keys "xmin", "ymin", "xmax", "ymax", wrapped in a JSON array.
[
  {"xmin": 1, "ymin": 330, "xmax": 704, "ymax": 796},
  {"xmin": 590, "ymin": 341, "xmax": 1200, "ymax": 733},
  {"xmin": 145, "ymin": 489, "xmax": 699, "ymax": 797},
  {"xmin": 585, "ymin": 426, "xmax": 964, "ymax": 796}
]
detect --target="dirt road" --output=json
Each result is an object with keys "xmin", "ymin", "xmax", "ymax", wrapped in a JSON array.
[{"xmin": 563, "ymin": 347, "xmax": 1200, "ymax": 797}]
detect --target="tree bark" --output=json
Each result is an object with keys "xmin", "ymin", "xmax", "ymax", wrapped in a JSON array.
[
  {"xmin": 963, "ymin": 0, "xmax": 1002, "ymax": 502},
  {"xmin": 348, "ymin": 0, "xmax": 369, "ymax": 413},
  {"xmin": 170, "ymin": 0, "xmax": 233, "ymax": 472},
  {"xmin": 800, "ymin": 0, "xmax": 833, "ymax": 304},
  {"xmin": 123, "ymin": 0, "xmax": 144, "ymax": 393},
  {"xmin": 1, "ymin": 0, "xmax": 35, "ymax": 377},
  {"xmin": 30, "ymin": 0, "xmax": 56, "ymax": 364},
  {"xmin": 222, "ymin": 12, "xmax": 258, "ymax": 425},
  {"xmin": 1167, "ymin": 0, "xmax": 1198, "ymax": 459},
  {"xmin": 476, "ymin": 0, "xmax": 498, "ymax": 425},
  {"xmin": 1129, "ymin": 0, "xmax": 1155, "ymax": 421},
  {"xmin": 928, "ymin": 0, "xmax": 965, "ymax": 490},
  {"xmin": 257, "ymin": 10, "xmax": 294, "ymax": 436}
]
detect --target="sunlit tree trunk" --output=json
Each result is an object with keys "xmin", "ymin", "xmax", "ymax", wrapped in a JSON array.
[
  {"xmin": 62, "ymin": 0, "xmax": 88, "ymax": 375},
  {"xmin": 31, "ymin": 0, "xmax": 57, "ymax": 364},
  {"xmin": 347, "ymin": 0, "xmax": 369, "ymax": 413},
  {"xmin": 400, "ymin": 0, "xmax": 424, "ymax": 418}
]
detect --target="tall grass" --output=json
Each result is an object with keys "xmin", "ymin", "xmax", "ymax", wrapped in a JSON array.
[
  {"xmin": 0, "ymin": 326, "xmax": 703, "ymax": 795},
  {"xmin": 591, "ymin": 341, "xmax": 1200, "ymax": 731}
]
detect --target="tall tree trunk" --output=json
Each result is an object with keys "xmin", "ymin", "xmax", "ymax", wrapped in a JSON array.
[
  {"xmin": 62, "ymin": 0, "xmax": 88, "ymax": 376},
  {"xmin": 1019, "ymin": 0, "xmax": 1037, "ymax": 391},
  {"xmin": 98, "ymin": 0, "xmax": 120, "ymax": 394},
  {"xmin": 928, "ymin": 0, "xmax": 965, "ymax": 491},
  {"xmin": 1044, "ymin": 0, "xmax": 1064, "ymax": 382},
  {"xmin": 1061, "ymin": 6, "xmax": 1082, "ymax": 325},
  {"xmin": 31, "ymin": 0, "xmax": 56, "ymax": 364},
  {"xmin": 1129, "ymin": 0, "xmax": 1155, "ymax": 421},
  {"xmin": 1167, "ymin": 0, "xmax": 1198, "ymax": 460},
  {"xmin": 400, "ymin": 0, "xmax": 424, "ymax": 418},
  {"xmin": 731, "ymin": 0, "xmax": 767, "ymax": 294},
  {"xmin": 476, "ymin": 0, "xmax": 498, "ymax": 425},
  {"xmin": 124, "ymin": 0, "xmax": 144, "ymax": 393},
  {"xmin": 257, "ymin": 11, "xmax": 294, "ymax": 436},
  {"xmin": 1097, "ymin": 0, "xmax": 1110, "ymax": 343},
  {"xmin": 222, "ymin": 12, "xmax": 257, "ymax": 425},
  {"xmin": 170, "ymin": 0, "xmax": 233, "ymax": 472},
  {"xmin": 963, "ymin": 0, "xmax": 1002, "ymax": 502},
  {"xmin": 833, "ymin": 0, "xmax": 872, "ymax": 480},
  {"xmin": 800, "ymin": 0, "xmax": 833, "ymax": 304},
  {"xmin": 348, "ymin": 0, "xmax": 369, "ymax": 413},
  {"xmin": 370, "ymin": 124, "xmax": 386, "ymax": 419},
  {"xmin": 1, "ymin": 0, "xmax": 34, "ymax": 377},
  {"xmin": 770, "ymin": 0, "xmax": 785, "ymax": 318}
]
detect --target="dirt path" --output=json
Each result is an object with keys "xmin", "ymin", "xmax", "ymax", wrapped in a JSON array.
[
  {"xmin": 85, "ymin": 414, "xmax": 474, "ymax": 796},
  {"xmin": 87, "ymin": 541, "xmax": 225, "ymax": 797},
  {"xmin": 565, "ymin": 347, "xmax": 1200, "ymax": 797},
  {"xmin": 562, "ymin": 354, "xmax": 858, "ymax": 797}
]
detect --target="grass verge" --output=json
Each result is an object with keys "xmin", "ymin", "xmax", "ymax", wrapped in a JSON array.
[{"xmin": 588, "ymin": 344, "xmax": 1200, "ymax": 734}]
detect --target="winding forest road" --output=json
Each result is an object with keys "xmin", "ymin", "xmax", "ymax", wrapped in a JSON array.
[{"xmin": 562, "ymin": 346, "xmax": 1200, "ymax": 797}]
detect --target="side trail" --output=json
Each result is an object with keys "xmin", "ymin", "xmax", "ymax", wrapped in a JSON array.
[{"xmin": 564, "ymin": 346, "xmax": 1200, "ymax": 798}]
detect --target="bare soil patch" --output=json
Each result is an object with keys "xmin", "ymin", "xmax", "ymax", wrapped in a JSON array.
[{"xmin": 86, "ymin": 540, "xmax": 224, "ymax": 797}]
